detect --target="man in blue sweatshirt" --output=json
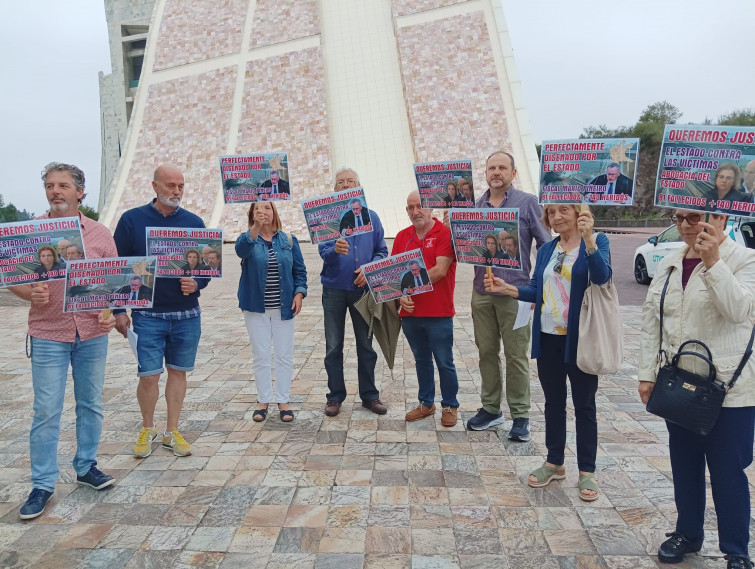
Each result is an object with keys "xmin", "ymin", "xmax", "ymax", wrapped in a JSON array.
[
  {"xmin": 113, "ymin": 165, "xmax": 210, "ymax": 459},
  {"xmin": 320, "ymin": 168, "xmax": 388, "ymax": 417}
]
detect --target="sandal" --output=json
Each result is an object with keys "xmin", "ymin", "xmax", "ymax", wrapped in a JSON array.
[
  {"xmin": 578, "ymin": 472, "xmax": 599, "ymax": 502},
  {"xmin": 279, "ymin": 410, "xmax": 294, "ymax": 422},
  {"xmin": 528, "ymin": 463, "xmax": 566, "ymax": 488},
  {"xmin": 252, "ymin": 405, "xmax": 268, "ymax": 422}
]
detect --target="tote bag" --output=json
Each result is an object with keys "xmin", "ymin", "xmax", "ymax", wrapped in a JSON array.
[{"xmin": 576, "ymin": 271, "xmax": 623, "ymax": 375}]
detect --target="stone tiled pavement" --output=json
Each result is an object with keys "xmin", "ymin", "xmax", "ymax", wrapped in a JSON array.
[{"xmin": 0, "ymin": 242, "xmax": 751, "ymax": 568}]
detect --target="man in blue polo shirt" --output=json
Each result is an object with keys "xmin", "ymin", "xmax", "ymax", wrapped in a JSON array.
[
  {"xmin": 113, "ymin": 165, "xmax": 210, "ymax": 459},
  {"xmin": 320, "ymin": 168, "xmax": 388, "ymax": 417}
]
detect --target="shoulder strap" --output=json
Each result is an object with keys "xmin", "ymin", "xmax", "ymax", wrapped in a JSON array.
[
  {"xmin": 657, "ymin": 267, "xmax": 674, "ymax": 365},
  {"xmin": 728, "ymin": 323, "xmax": 755, "ymax": 389}
]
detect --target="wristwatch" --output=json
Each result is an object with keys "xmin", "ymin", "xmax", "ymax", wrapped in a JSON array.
[{"xmin": 586, "ymin": 247, "xmax": 598, "ymax": 256}]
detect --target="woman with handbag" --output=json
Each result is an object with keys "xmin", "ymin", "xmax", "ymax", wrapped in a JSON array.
[
  {"xmin": 484, "ymin": 204, "xmax": 611, "ymax": 501},
  {"xmin": 638, "ymin": 210, "xmax": 755, "ymax": 569},
  {"xmin": 236, "ymin": 201, "xmax": 307, "ymax": 423}
]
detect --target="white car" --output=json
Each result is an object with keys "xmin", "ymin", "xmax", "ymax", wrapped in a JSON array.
[{"xmin": 634, "ymin": 218, "xmax": 755, "ymax": 284}]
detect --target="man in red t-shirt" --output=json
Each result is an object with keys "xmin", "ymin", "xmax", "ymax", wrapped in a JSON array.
[{"xmin": 392, "ymin": 190, "xmax": 459, "ymax": 426}]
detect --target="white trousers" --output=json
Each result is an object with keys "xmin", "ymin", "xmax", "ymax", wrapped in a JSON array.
[{"xmin": 243, "ymin": 309, "xmax": 295, "ymax": 403}]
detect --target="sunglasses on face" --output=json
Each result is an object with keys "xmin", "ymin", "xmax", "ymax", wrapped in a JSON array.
[{"xmin": 672, "ymin": 213, "xmax": 705, "ymax": 226}]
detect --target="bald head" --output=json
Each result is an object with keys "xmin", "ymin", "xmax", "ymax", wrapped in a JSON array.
[
  {"xmin": 154, "ymin": 165, "xmax": 183, "ymax": 183},
  {"xmin": 152, "ymin": 165, "xmax": 184, "ymax": 212}
]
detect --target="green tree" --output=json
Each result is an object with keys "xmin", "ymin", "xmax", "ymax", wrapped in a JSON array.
[
  {"xmin": 0, "ymin": 194, "xmax": 34, "ymax": 222},
  {"xmin": 638, "ymin": 101, "xmax": 682, "ymax": 125},
  {"xmin": 79, "ymin": 204, "xmax": 99, "ymax": 221},
  {"xmin": 718, "ymin": 108, "xmax": 755, "ymax": 126}
]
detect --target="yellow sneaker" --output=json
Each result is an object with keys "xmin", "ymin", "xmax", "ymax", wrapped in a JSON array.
[
  {"xmin": 133, "ymin": 426, "xmax": 158, "ymax": 458},
  {"xmin": 162, "ymin": 429, "xmax": 192, "ymax": 457}
]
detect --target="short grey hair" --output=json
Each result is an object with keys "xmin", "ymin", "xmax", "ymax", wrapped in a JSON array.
[
  {"xmin": 333, "ymin": 167, "xmax": 360, "ymax": 186},
  {"xmin": 606, "ymin": 162, "xmax": 622, "ymax": 172},
  {"xmin": 486, "ymin": 151, "xmax": 516, "ymax": 170},
  {"xmin": 42, "ymin": 162, "xmax": 87, "ymax": 202}
]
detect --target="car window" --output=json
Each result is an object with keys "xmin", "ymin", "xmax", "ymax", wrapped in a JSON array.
[{"xmin": 658, "ymin": 225, "xmax": 680, "ymax": 243}]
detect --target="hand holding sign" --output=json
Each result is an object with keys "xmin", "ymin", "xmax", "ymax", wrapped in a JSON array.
[
  {"xmin": 30, "ymin": 283, "xmax": 49, "ymax": 306},
  {"xmin": 98, "ymin": 310, "xmax": 116, "ymax": 333}
]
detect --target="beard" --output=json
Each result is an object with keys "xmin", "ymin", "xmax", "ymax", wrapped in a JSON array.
[
  {"xmin": 49, "ymin": 201, "xmax": 76, "ymax": 215},
  {"xmin": 158, "ymin": 194, "xmax": 182, "ymax": 208}
]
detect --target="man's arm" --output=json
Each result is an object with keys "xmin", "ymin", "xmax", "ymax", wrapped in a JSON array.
[{"xmin": 427, "ymin": 257, "xmax": 452, "ymax": 284}]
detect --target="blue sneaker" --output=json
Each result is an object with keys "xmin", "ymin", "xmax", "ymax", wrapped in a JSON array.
[
  {"xmin": 19, "ymin": 488, "xmax": 53, "ymax": 520},
  {"xmin": 76, "ymin": 465, "xmax": 115, "ymax": 490},
  {"xmin": 508, "ymin": 417, "xmax": 531, "ymax": 441},
  {"xmin": 466, "ymin": 408, "xmax": 505, "ymax": 431}
]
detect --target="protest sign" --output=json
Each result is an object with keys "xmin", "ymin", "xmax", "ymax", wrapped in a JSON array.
[
  {"xmin": 362, "ymin": 249, "xmax": 432, "ymax": 303},
  {"xmin": 219, "ymin": 152, "xmax": 290, "ymax": 203},
  {"xmin": 449, "ymin": 208, "xmax": 521, "ymax": 269},
  {"xmin": 655, "ymin": 125, "xmax": 755, "ymax": 216},
  {"xmin": 146, "ymin": 227, "xmax": 223, "ymax": 278},
  {"xmin": 539, "ymin": 138, "xmax": 639, "ymax": 205},
  {"xmin": 414, "ymin": 160, "xmax": 475, "ymax": 208},
  {"xmin": 301, "ymin": 187, "xmax": 373, "ymax": 244},
  {"xmin": 0, "ymin": 217, "xmax": 84, "ymax": 287},
  {"xmin": 64, "ymin": 257, "xmax": 157, "ymax": 312}
]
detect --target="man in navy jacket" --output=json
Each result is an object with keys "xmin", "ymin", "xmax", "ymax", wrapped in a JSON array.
[
  {"xmin": 319, "ymin": 168, "xmax": 388, "ymax": 417},
  {"xmin": 113, "ymin": 165, "xmax": 210, "ymax": 460}
]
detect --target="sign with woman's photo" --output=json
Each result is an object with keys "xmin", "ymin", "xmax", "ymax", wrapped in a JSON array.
[
  {"xmin": 655, "ymin": 125, "xmax": 755, "ymax": 216},
  {"xmin": 539, "ymin": 138, "xmax": 639, "ymax": 205},
  {"xmin": 301, "ymin": 187, "xmax": 373, "ymax": 244},
  {"xmin": 362, "ymin": 249, "xmax": 432, "ymax": 303},
  {"xmin": 0, "ymin": 217, "xmax": 84, "ymax": 287},
  {"xmin": 63, "ymin": 257, "xmax": 157, "ymax": 312},
  {"xmin": 146, "ymin": 227, "xmax": 223, "ymax": 278},
  {"xmin": 219, "ymin": 152, "xmax": 290, "ymax": 203},
  {"xmin": 449, "ymin": 208, "xmax": 522, "ymax": 269},
  {"xmin": 414, "ymin": 160, "xmax": 475, "ymax": 209}
]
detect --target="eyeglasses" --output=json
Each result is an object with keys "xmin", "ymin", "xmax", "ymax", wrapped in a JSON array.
[
  {"xmin": 672, "ymin": 213, "xmax": 704, "ymax": 226},
  {"xmin": 553, "ymin": 251, "xmax": 567, "ymax": 275}
]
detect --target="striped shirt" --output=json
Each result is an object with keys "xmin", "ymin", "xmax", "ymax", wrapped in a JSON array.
[{"xmin": 264, "ymin": 240, "xmax": 281, "ymax": 308}]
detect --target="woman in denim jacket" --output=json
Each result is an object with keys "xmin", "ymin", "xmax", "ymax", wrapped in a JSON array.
[{"xmin": 236, "ymin": 202, "xmax": 307, "ymax": 422}]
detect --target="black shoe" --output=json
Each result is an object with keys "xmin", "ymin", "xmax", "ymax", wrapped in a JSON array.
[
  {"xmin": 508, "ymin": 417, "xmax": 531, "ymax": 441},
  {"xmin": 19, "ymin": 488, "xmax": 53, "ymax": 520},
  {"xmin": 76, "ymin": 465, "xmax": 115, "ymax": 490},
  {"xmin": 657, "ymin": 531, "xmax": 702, "ymax": 563},
  {"xmin": 466, "ymin": 408, "xmax": 505, "ymax": 431},
  {"xmin": 726, "ymin": 555, "xmax": 754, "ymax": 569}
]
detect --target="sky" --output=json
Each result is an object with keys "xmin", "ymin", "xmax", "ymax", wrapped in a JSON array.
[{"xmin": 1, "ymin": 0, "xmax": 753, "ymax": 215}]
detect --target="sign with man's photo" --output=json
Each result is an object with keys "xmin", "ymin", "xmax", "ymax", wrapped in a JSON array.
[
  {"xmin": 301, "ymin": 187, "xmax": 373, "ymax": 244},
  {"xmin": 362, "ymin": 249, "xmax": 432, "ymax": 303},
  {"xmin": 219, "ymin": 152, "xmax": 290, "ymax": 203},
  {"xmin": 539, "ymin": 138, "xmax": 639, "ymax": 206},
  {"xmin": 63, "ymin": 257, "xmax": 157, "ymax": 312}
]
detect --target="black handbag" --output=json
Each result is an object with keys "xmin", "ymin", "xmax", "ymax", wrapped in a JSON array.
[{"xmin": 645, "ymin": 267, "xmax": 755, "ymax": 436}]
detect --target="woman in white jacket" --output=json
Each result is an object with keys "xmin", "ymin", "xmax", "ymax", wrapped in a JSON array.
[{"xmin": 638, "ymin": 210, "xmax": 755, "ymax": 569}]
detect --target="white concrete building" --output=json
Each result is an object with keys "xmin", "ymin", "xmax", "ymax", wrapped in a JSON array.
[{"xmin": 99, "ymin": 0, "xmax": 538, "ymax": 239}]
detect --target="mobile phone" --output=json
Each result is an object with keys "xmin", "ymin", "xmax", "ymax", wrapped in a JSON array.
[{"xmin": 704, "ymin": 212, "xmax": 709, "ymax": 233}]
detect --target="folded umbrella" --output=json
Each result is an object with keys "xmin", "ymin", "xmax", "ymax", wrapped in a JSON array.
[{"xmin": 353, "ymin": 290, "xmax": 401, "ymax": 370}]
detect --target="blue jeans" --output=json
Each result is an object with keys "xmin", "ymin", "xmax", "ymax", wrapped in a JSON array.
[
  {"xmin": 668, "ymin": 406, "xmax": 755, "ymax": 556},
  {"xmin": 30, "ymin": 334, "xmax": 108, "ymax": 492},
  {"xmin": 322, "ymin": 287, "xmax": 379, "ymax": 403},
  {"xmin": 400, "ymin": 316, "xmax": 459, "ymax": 408},
  {"xmin": 132, "ymin": 313, "xmax": 201, "ymax": 377}
]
